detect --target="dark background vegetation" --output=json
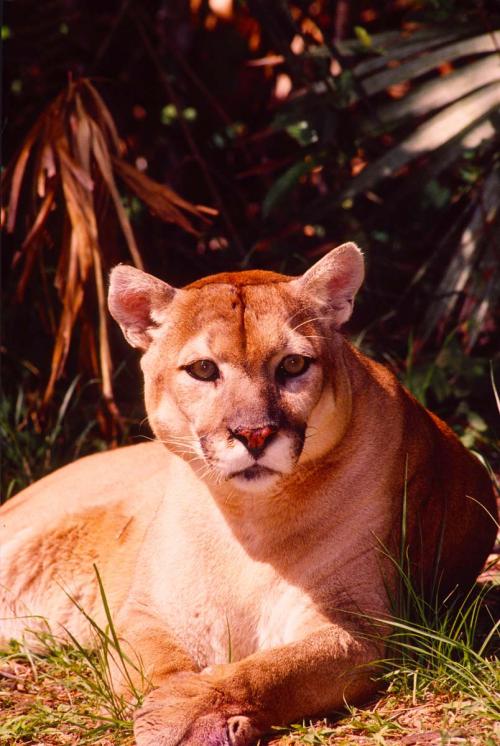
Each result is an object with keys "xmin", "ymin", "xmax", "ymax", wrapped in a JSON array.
[{"xmin": 1, "ymin": 0, "xmax": 499, "ymax": 499}]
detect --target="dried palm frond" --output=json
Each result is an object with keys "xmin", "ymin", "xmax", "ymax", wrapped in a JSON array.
[{"xmin": 2, "ymin": 78, "xmax": 211, "ymax": 430}]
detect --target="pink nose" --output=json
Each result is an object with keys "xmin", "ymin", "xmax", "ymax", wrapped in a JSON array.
[{"xmin": 232, "ymin": 425, "xmax": 278, "ymax": 455}]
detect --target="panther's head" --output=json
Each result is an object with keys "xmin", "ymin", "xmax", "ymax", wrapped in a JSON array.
[{"xmin": 108, "ymin": 243, "xmax": 364, "ymax": 494}]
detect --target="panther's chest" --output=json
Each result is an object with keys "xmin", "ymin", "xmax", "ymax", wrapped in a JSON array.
[
  {"xmin": 160, "ymin": 558, "xmax": 324, "ymax": 669},
  {"xmin": 141, "ymin": 501, "xmax": 328, "ymax": 669}
]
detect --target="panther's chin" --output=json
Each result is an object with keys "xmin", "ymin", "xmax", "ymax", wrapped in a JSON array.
[{"xmin": 228, "ymin": 465, "xmax": 282, "ymax": 493}]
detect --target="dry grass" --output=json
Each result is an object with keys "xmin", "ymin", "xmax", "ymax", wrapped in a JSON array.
[
  {"xmin": 270, "ymin": 691, "xmax": 500, "ymax": 745},
  {"xmin": 1, "ymin": 655, "xmax": 498, "ymax": 745},
  {"xmin": 1, "ymin": 571, "xmax": 498, "ymax": 745},
  {"xmin": 0, "ymin": 650, "xmax": 134, "ymax": 745}
]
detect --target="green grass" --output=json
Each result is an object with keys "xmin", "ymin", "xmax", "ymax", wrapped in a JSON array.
[
  {"xmin": 0, "ymin": 568, "xmax": 146, "ymax": 745},
  {"xmin": 278, "ymin": 690, "xmax": 499, "ymax": 745},
  {"xmin": 0, "ymin": 374, "xmax": 109, "ymax": 501},
  {"xmin": 0, "ymin": 639, "xmax": 134, "ymax": 745},
  {"xmin": 379, "ymin": 583, "xmax": 499, "ymax": 714},
  {"xmin": 373, "ymin": 505, "xmax": 499, "ymax": 716},
  {"xmin": 269, "ymin": 568, "xmax": 499, "ymax": 745},
  {"xmin": 1, "ymin": 565, "xmax": 498, "ymax": 744}
]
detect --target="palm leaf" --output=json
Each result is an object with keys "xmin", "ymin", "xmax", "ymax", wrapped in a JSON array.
[
  {"xmin": 343, "ymin": 81, "xmax": 500, "ymax": 199},
  {"xmin": 369, "ymin": 55, "xmax": 500, "ymax": 131},
  {"xmin": 358, "ymin": 31, "xmax": 500, "ymax": 98},
  {"xmin": 266, "ymin": 19, "xmax": 500, "ymax": 343}
]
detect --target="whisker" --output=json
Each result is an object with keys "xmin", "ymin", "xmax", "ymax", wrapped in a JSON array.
[
  {"xmin": 290, "ymin": 315, "xmax": 330, "ymax": 333},
  {"xmin": 159, "ymin": 435, "xmax": 199, "ymax": 443},
  {"xmin": 155, "ymin": 440, "xmax": 200, "ymax": 457},
  {"xmin": 156, "ymin": 436, "xmax": 198, "ymax": 447},
  {"xmin": 300, "ymin": 334, "xmax": 332, "ymax": 341},
  {"xmin": 174, "ymin": 450, "xmax": 201, "ymax": 459},
  {"xmin": 284, "ymin": 305, "xmax": 312, "ymax": 326},
  {"xmin": 163, "ymin": 442, "xmax": 199, "ymax": 451},
  {"xmin": 186, "ymin": 456, "xmax": 205, "ymax": 464}
]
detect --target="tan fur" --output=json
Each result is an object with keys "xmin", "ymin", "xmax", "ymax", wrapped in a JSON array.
[{"xmin": 1, "ymin": 243, "xmax": 496, "ymax": 746}]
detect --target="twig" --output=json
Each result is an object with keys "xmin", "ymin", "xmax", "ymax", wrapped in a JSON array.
[
  {"xmin": 163, "ymin": 39, "xmax": 232, "ymax": 127},
  {"xmin": 333, "ymin": 0, "xmax": 351, "ymax": 43},
  {"xmin": 92, "ymin": 0, "xmax": 134, "ymax": 69}
]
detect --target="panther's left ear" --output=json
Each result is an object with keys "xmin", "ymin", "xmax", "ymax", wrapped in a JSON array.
[{"xmin": 293, "ymin": 242, "xmax": 364, "ymax": 326}]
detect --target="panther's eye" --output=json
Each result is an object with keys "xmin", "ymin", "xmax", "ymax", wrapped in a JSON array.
[
  {"xmin": 277, "ymin": 354, "xmax": 311, "ymax": 380},
  {"xmin": 185, "ymin": 359, "xmax": 220, "ymax": 382}
]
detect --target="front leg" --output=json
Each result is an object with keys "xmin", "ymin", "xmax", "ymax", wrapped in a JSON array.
[
  {"xmin": 134, "ymin": 621, "xmax": 382, "ymax": 746},
  {"xmin": 110, "ymin": 607, "xmax": 197, "ymax": 696}
]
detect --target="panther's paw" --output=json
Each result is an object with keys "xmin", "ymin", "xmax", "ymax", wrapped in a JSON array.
[{"xmin": 133, "ymin": 672, "xmax": 256, "ymax": 745}]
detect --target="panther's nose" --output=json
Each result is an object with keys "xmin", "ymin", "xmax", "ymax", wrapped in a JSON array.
[{"xmin": 231, "ymin": 425, "xmax": 278, "ymax": 458}]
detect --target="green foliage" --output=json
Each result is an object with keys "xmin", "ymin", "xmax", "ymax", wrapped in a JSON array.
[
  {"xmin": 372, "ymin": 482, "xmax": 500, "ymax": 722},
  {"xmin": 377, "ymin": 529, "xmax": 500, "ymax": 715},
  {"xmin": 353, "ymin": 26, "xmax": 373, "ymax": 49},
  {"xmin": 384, "ymin": 333, "xmax": 499, "ymax": 457},
  {"xmin": 422, "ymin": 179, "xmax": 451, "ymax": 209},
  {"xmin": 0, "ymin": 370, "xmax": 112, "ymax": 501},
  {"xmin": 62, "ymin": 566, "xmax": 148, "ymax": 720},
  {"xmin": 381, "ymin": 591, "xmax": 500, "ymax": 717},
  {"xmin": 0, "ymin": 638, "xmax": 134, "ymax": 744},
  {"xmin": 0, "ymin": 568, "xmax": 145, "ymax": 744},
  {"xmin": 263, "ymin": 158, "xmax": 317, "ymax": 217}
]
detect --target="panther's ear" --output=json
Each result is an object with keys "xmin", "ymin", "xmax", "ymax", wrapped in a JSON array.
[
  {"xmin": 294, "ymin": 242, "xmax": 364, "ymax": 327},
  {"xmin": 108, "ymin": 265, "xmax": 177, "ymax": 350}
]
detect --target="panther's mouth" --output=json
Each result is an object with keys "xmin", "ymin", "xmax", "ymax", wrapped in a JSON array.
[{"xmin": 229, "ymin": 464, "xmax": 278, "ymax": 481}]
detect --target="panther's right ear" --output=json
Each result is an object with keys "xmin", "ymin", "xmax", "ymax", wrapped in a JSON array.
[{"xmin": 108, "ymin": 265, "xmax": 177, "ymax": 350}]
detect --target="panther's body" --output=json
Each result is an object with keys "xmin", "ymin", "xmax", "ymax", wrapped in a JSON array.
[{"xmin": 1, "ymin": 243, "xmax": 496, "ymax": 745}]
